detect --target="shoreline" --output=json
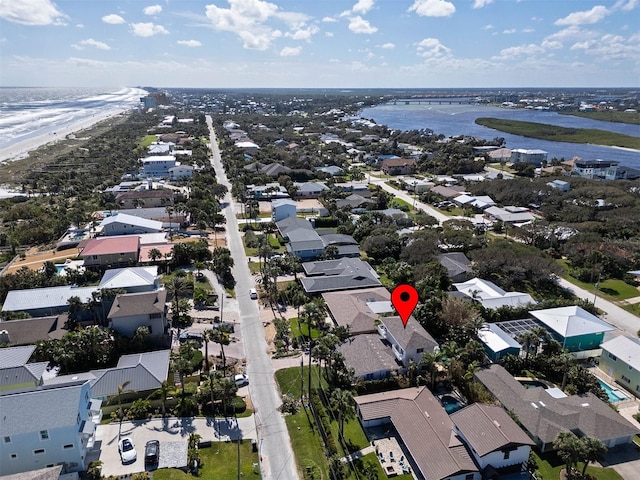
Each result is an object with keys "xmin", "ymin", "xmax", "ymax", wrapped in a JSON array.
[{"xmin": 0, "ymin": 107, "xmax": 133, "ymax": 164}]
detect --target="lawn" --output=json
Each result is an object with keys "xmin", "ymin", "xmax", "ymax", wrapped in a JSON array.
[
  {"xmin": 284, "ymin": 408, "xmax": 330, "ymax": 479},
  {"xmin": 290, "ymin": 318, "xmax": 323, "ymax": 341},
  {"xmin": 152, "ymin": 440, "xmax": 260, "ymax": 480},
  {"xmin": 532, "ymin": 451, "xmax": 623, "ymax": 480},
  {"xmin": 558, "ymin": 260, "xmax": 640, "ymax": 301},
  {"xmin": 275, "ymin": 365, "xmax": 325, "ymax": 399}
]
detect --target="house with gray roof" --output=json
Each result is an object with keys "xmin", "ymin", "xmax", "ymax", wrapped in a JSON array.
[
  {"xmin": 300, "ymin": 258, "xmax": 381, "ymax": 294},
  {"xmin": 294, "ymin": 182, "xmax": 329, "ymax": 198},
  {"xmin": 477, "ymin": 323, "xmax": 521, "ymax": 362},
  {"xmin": 0, "ymin": 316, "xmax": 66, "ymax": 346},
  {"xmin": 377, "ymin": 316, "xmax": 438, "ymax": 367},
  {"xmin": 100, "ymin": 212, "xmax": 163, "ymax": 236},
  {"xmin": 451, "ymin": 403, "xmax": 535, "ymax": 473},
  {"xmin": 322, "ymin": 287, "xmax": 392, "ymax": 335},
  {"xmin": 317, "ymin": 165, "xmax": 344, "ymax": 176},
  {"xmin": 474, "ymin": 364, "xmax": 639, "ymax": 451},
  {"xmin": 0, "ymin": 346, "xmax": 47, "ymax": 393},
  {"xmin": 529, "ymin": 306, "xmax": 614, "ymax": 354},
  {"xmin": 355, "ymin": 387, "xmax": 480, "ymax": 480},
  {"xmin": 118, "ymin": 207, "xmax": 186, "ymax": 229},
  {"xmin": 438, "ymin": 252, "xmax": 473, "ymax": 282},
  {"xmin": 107, "ymin": 289, "xmax": 168, "ymax": 338},
  {"xmin": 484, "ymin": 206, "xmax": 534, "ymax": 224},
  {"xmin": 271, "ymin": 198, "xmax": 297, "ymax": 222},
  {"xmin": 339, "ymin": 334, "xmax": 401, "ymax": 380},
  {"xmin": 0, "ymin": 380, "xmax": 102, "ymax": 476},
  {"xmin": 246, "ymin": 183, "xmax": 289, "ymax": 200},
  {"xmin": 1, "ymin": 286, "xmax": 97, "ymax": 318},
  {"xmin": 318, "ymin": 232, "xmax": 360, "ymax": 258},
  {"xmin": 276, "ymin": 217, "xmax": 325, "ymax": 260},
  {"xmin": 98, "ymin": 266, "xmax": 159, "ymax": 293},
  {"xmin": 335, "ymin": 194, "xmax": 374, "ymax": 211},
  {"xmin": 599, "ymin": 335, "xmax": 640, "ymax": 398}
]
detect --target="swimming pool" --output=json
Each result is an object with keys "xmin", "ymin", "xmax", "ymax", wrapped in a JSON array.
[
  {"xmin": 518, "ymin": 379, "xmax": 548, "ymax": 389},
  {"xmin": 440, "ymin": 395, "xmax": 464, "ymax": 414},
  {"xmin": 597, "ymin": 379, "xmax": 628, "ymax": 403}
]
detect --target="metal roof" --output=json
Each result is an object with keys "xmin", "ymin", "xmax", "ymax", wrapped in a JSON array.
[
  {"xmin": 99, "ymin": 266, "xmax": 158, "ymax": 290},
  {"xmin": 2, "ymin": 286, "xmax": 97, "ymax": 312},
  {"xmin": 0, "ymin": 345, "xmax": 35, "ymax": 367},
  {"xmin": 600, "ymin": 335, "xmax": 640, "ymax": 372},
  {"xmin": 530, "ymin": 306, "xmax": 615, "ymax": 337}
]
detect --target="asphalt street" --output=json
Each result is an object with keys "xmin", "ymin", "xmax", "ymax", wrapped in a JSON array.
[{"xmin": 207, "ymin": 116, "xmax": 298, "ymax": 480}]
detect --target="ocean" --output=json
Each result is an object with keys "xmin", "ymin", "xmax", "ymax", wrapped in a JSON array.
[
  {"xmin": 360, "ymin": 103, "xmax": 640, "ymax": 169},
  {"xmin": 0, "ymin": 86, "xmax": 147, "ymax": 151}
]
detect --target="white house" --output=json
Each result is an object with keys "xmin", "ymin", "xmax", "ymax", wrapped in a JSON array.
[
  {"xmin": 510, "ymin": 149, "xmax": 548, "ymax": 166},
  {"xmin": 168, "ymin": 164, "xmax": 194, "ymax": 181},
  {"xmin": 599, "ymin": 335, "xmax": 640, "ymax": 398},
  {"xmin": 98, "ymin": 266, "xmax": 159, "ymax": 293},
  {"xmin": 100, "ymin": 213, "xmax": 163, "ymax": 236},
  {"xmin": 107, "ymin": 289, "xmax": 168, "ymax": 338},
  {"xmin": 453, "ymin": 278, "xmax": 536, "ymax": 309},
  {"xmin": 0, "ymin": 380, "xmax": 102, "ymax": 476},
  {"xmin": 377, "ymin": 316, "xmax": 438, "ymax": 366},
  {"xmin": 141, "ymin": 155, "xmax": 176, "ymax": 178},
  {"xmin": 451, "ymin": 403, "xmax": 535, "ymax": 472}
]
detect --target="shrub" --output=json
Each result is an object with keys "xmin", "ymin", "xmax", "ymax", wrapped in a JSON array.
[{"xmin": 127, "ymin": 399, "xmax": 152, "ymax": 420}]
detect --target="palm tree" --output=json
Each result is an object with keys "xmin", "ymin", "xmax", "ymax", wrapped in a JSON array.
[
  {"xmin": 211, "ymin": 326, "xmax": 231, "ymax": 374},
  {"xmin": 553, "ymin": 431, "xmax": 582, "ymax": 478},
  {"xmin": 580, "ymin": 436, "xmax": 607, "ymax": 477},
  {"xmin": 517, "ymin": 330, "xmax": 538, "ymax": 361},
  {"xmin": 202, "ymin": 328, "xmax": 214, "ymax": 374},
  {"xmin": 420, "ymin": 350, "xmax": 444, "ymax": 390},
  {"xmin": 107, "ymin": 380, "xmax": 131, "ymax": 435},
  {"xmin": 149, "ymin": 248, "xmax": 162, "ymax": 264},
  {"xmin": 171, "ymin": 353, "xmax": 192, "ymax": 396},
  {"xmin": 147, "ymin": 380, "xmax": 174, "ymax": 417},
  {"xmin": 330, "ymin": 388, "xmax": 355, "ymax": 439},
  {"xmin": 166, "ymin": 276, "xmax": 191, "ymax": 337},
  {"xmin": 300, "ymin": 302, "xmax": 326, "ymax": 398}
]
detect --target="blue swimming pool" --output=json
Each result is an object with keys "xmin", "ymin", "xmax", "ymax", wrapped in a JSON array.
[
  {"xmin": 440, "ymin": 395, "xmax": 464, "ymax": 414},
  {"xmin": 598, "ymin": 379, "xmax": 627, "ymax": 403}
]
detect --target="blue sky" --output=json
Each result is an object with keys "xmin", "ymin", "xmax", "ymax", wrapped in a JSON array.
[{"xmin": 1, "ymin": 0, "xmax": 638, "ymax": 88}]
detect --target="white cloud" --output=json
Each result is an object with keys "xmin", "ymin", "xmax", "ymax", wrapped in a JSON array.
[
  {"xmin": 614, "ymin": 0, "xmax": 637, "ymax": 11},
  {"xmin": 483, "ymin": 24, "xmax": 494, "ymax": 30},
  {"xmin": 71, "ymin": 38, "xmax": 111, "ymax": 50},
  {"xmin": 285, "ymin": 25, "xmax": 319, "ymax": 41},
  {"xmin": 103, "ymin": 14, "xmax": 125, "ymax": 25},
  {"xmin": 473, "ymin": 0, "xmax": 494, "ymax": 9},
  {"xmin": 322, "ymin": 16, "xmax": 337, "ymax": 22},
  {"xmin": 545, "ymin": 26, "xmax": 593, "ymax": 42},
  {"xmin": 408, "ymin": 0, "xmax": 455, "ymax": 18},
  {"xmin": 503, "ymin": 29, "xmax": 516, "ymax": 34},
  {"xmin": 0, "ymin": 0, "xmax": 67, "ymax": 25},
  {"xmin": 280, "ymin": 46, "xmax": 301, "ymax": 56},
  {"xmin": 177, "ymin": 40, "xmax": 202, "ymax": 47},
  {"xmin": 130, "ymin": 22, "xmax": 169, "ymax": 37},
  {"xmin": 325, "ymin": 31, "xmax": 334, "ymax": 37},
  {"xmin": 495, "ymin": 43, "xmax": 544, "ymax": 59},
  {"xmin": 570, "ymin": 32, "xmax": 639, "ymax": 60},
  {"xmin": 417, "ymin": 37, "xmax": 451, "ymax": 57},
  {"xmin": 353, "ymin": 0, "xmax": 375, "ymax": 14},
  {"xmin": 541, "ymin": 39, "xmax": 562, "ymax": 49},
  {"xmin": 348, "ymin": 16, "xmax": 378, "ymax": 34},
  {"xmin": 380, "ymin": 42, "xmax": 395, "ymax": 49},
  {"xmin": 555, "ymin": 6, "xmax": 609, "ymax": 26},
  {"xmin": 522, "ymin": 28, "xmax": 535, "ymax": 33},
  {"xmin": 76, "ymin": 23, "xmax": 84, "ymax": 28},
  {"xmin": 144, "ymin": 5, "xmax": 162, "ymax": 16},
  {"xmin": 570, "ymin": 40, "xmax": 596, "ymax": 50}
]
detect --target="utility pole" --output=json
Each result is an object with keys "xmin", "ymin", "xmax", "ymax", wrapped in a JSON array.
[{"xmin": 593, "ymin": 273, "xmax": 601, "ymax": 307}]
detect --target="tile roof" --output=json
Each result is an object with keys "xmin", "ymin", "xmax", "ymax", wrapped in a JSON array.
[
  {"xmin": 322, "ymin": 287, "xmax": 391, "ymax": 334},
  {"xmin": 80, "ymin": 236, "xmax": 140, "ymax": 256},
  {"xmin": 451, "ymin": 403, "xmax": 535, "ymax": 457},
  {"xmin": 108, "ymin": 289, "xmax": 167, "ymax": 318},
  {"xmin": 530, "ymin": 306, "xmax": 615, "ymax": 338},
  {"xmin": 0, "ymin": 465, "xmax": 63, "ymax": 480},
  {"xmin": 2, "ymin": 286, "xmax": 97, "ymax": 312},
  {"xmin": 600, "ymin": 335, "xmax": 640, "ymax": 371},
  {"xmin": 98, "ymin": 266, "xmax": 158, "ymax": 290},
  {"xmin": 474, "ymin": 364, "xmax": 639, "ymax": 446},
  {"xmin": 0, "ymin": 380, "xmax": 88, "ymax": 436}
]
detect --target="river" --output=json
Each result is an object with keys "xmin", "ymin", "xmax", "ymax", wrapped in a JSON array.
[{"xmin": 359, "ymin": 103, "xmax": 640, "ymax": 168}]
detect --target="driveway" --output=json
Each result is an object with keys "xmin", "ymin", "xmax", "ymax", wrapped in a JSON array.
[{"xmin": 92, "ymin": 415, "xmax": 257, "ymax": 477}]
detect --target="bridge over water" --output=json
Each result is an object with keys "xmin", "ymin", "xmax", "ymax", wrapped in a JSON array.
[{"xmin": 389, "ymin": 97, "xmax": 478, "ymax": 105}]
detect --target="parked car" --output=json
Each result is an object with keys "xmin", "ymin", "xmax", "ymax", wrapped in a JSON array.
[
  {"xmin": 118, "ymin": 437, "xmax": 137, "ymax": 464},
  {"xmin": 249, "ymin": 288, "xmax": 258, "ymax": 299},
  {"xmin": 234, "ymin": 374, "xmax": 249, "ymax": 387},
  {"xmin": 144, "ymin": 440, "xmax": 160, "ymax": 466}
]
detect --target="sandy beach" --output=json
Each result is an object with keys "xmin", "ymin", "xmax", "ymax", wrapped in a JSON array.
[{"xmin": 0, "ymin": 107, "xmax": 133, "ymax": 164}]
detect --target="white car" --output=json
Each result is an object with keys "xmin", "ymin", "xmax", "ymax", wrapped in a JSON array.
[
  {"xmin": 118, "ymin": 437, "xmax": 137, "ymax": 464},
  {"xmin": 249, "ymin": 288, "xmax": 258, "ymax": 299},
  {"xmin": 234, "ymin": 374, "xmax": 249, "ymax": 387}
]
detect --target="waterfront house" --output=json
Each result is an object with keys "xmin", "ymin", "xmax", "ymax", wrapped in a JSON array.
[
  {"xmin": 0, "ymin": 380, "xmax": 102, "ymax": 476},
  {"xmin": 510, "ymin": 149, "xmax": 548, "ymax": 166},
  {"xmin": 599, "ymin": 335, "xmax": 640, "ymax": 398}
]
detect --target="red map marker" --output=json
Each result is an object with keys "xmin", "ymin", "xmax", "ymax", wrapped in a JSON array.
[{"xmin": 391, "ymin": 284, "xmax": 419, "ymax": 328}]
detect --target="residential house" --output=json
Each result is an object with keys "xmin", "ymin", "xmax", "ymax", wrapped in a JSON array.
[
  {"xmin": 79, "ymin": 236, "xmax": 140, "ymax": 269},
  {"xmin": 377, "ymin": 316, "xmax": 439, "ymax": 366},
  {"xmin": 300, "ymin": 258, "xmax": 381, "ymax": 294},
  {"xmin": 276, "ymin": 217, "xmax": 325, "ymax": 261},
  {"xmin": 115, "ymin": 189, "xmax": 174, "ymax": 209},
  {"xmin": 487, "ymin": 148, "xmax": 512, "ymax": 163},
  {"xmin": 246, "ymin": 183, "xmax": 289, "ymax": 200},
  {"xmin": 484, "ymin": 206, "xmax": 534, "ymax": 224},
  {"xmin": 452, "ymin": 278, "xmax": 536, "ymax": 310},
  {"xmin": 547, "ymin": 179, "xmax": 570, "ymax": 192},
  {"xmin": 0, "ymin": 380, "xmax": 102, "ymax": 476},
  {"xmin": 529, "ymin": 306, "xmax": 614, "ymax": 355},
  {"xmin": 294, "ymin": 182, "xmax": 328, "ymax": 198},
  {"xmin": 355, "ymin": 387, "xmax": 480, "ymax": 480},
  {"xmin": 475, "ymin": 364, "xmax": 639, "ymax": 451},
  {"xmin": 431, "ymin": 185, "xmax": 467, "ymax": 199},
  {"xmin": 235, "ymin": 141, "xmax": 260, "ymax": 152},
  {"xmin": 400, "ymin": 177, "xmax": 434, "ymax": 193},
  {"xmin": 510, "ymin": 149, "xmax": 548, "ymax": 166},
  {"xmin": 271, "ymin": 199, "xmax": 297, "ymax": 222},
  {"xmin": 98, "ymin": 266, "xmax": 159, "ymax": 293},
  {"xmin": 599, "ymin": 335, "xmax": 640, "ymax": 398},
  {"xmin": 46, "ymin": 350, "xmax": 171, "ymax": 401},
  {"xmin": 477, "ymin": 323, "xmax": 521, "ymax": 362},
  {"xmin": 453, "ymin": 194, "xmax": 496, "ymax": 210},
  {"xmin": 338, "ymin": 334, "xmax": 401, "ymax": 380},
  {"xmin": 168, "ymin": 164, "xmax": 194, "ymax": 180},
  {"xmin": 322, "ymin": 287, "xmax": 392, "ymax": 335},
  {"xmin": 0, "ymin": 346, "xmax": 46, "ymax": 393},
  {"xmin": 335, "ymin": 194, "xmax": 374, "ymax": 211},
  {"xmin": 140, "ymin": 155, "xmax": 177, "ymax": 178},
  {"xmin": 451, "ymin": 404, "xmax": 535, "ymax": 473},
  {"xmin": 572, "ymin": 159, "xmax": 618, "ymax": 180},
  {"xmin": 380, "ymin": 158, "xmax": 417, "ymax": 176},
  {"xmin": 317, "ymin": 166, "xmax": 344, "ymax": 176},
  {"xmin": 317, "ymin": 232, "xmax": 360, "ymax": 258},
  {"xmin": 147, "ymin": 142, "xmax": 174, "ymax": 155},
  {"xmin": 0, "ymin": 316, "xmax": 66, "ymax": 346},
  {"xmin": 118, "ymin": 207, "xmax": 187, "ymax": 229},
  {"xmin": 107, "ymin": 289, "xmax": 168, "ymax": 338},
  {"xmin": 438, "ymin": 253, "xmax": 473, "ymax": 282},
  {"xmin": 100, "ymin": 213, "xmax": 163, "ymax": 236},
  {"xmin": 1, "ymin": 285, "xmax": 97, "ymax": 318}
]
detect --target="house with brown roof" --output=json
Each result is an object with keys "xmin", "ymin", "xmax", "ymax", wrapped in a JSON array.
[
  {"xmin": 0, "ymin": 316, "xmax": 67, "ymax": 346},
  {"xmin": 380, "ymin": 158, "xmax": 417, "ymax": 176},
  {"xmin": 79, "ymin": 236, "xmax": 140, "ymax": 268},
  {"xmin": 355, "ymin": 387, "xmax": 480, "ymax": 480},
  {"xmin": 322, "ymin": 287, "xmax": 391, "ymax": 335},
  {"xmin": 451, "ymin": 403, "xmax": 535, "ymax": 473},
  {"xmin": 474, "ymin": 364, "xmax": 639, "ymax": 451},
  {"xmin": 107, "ymin": 290, "xmax": 168, "ymax": 338}
]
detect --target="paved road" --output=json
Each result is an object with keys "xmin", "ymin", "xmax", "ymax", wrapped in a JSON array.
[
  {"xmin": 557, "ymin": 277, "xmax": 640, "ymax": 338},
  {"xmin": 207, "ymin": 116, "xmax": 298, "ymax": 480}
]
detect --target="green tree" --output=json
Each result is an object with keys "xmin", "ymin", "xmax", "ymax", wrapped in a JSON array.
[
  {"xmin": 211, "ymin": 325, "xmax": 231, "ymax": 374},
  {"xmin": 147, "ymin": 380, "xmax": 174, "ymax": 417},
  {"xmin": 580, "ymin": 436, "xmax": 607, "ymax": 477},
  {"xmin": 330, "ymin": 388, "xmax": 355, "ymax": 439},
  {"xmin": 553, "ymin": 431, "xmax": 584, "ymax": 478}
]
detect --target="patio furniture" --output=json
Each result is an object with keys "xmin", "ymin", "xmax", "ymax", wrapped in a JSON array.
[{"xmin": 389, "ymin": 451, "xmax": 395, "ymax": 462}]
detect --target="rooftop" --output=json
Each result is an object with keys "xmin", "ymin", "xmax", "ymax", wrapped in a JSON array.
[{"xmin": 529, "ymin": 306, "xmax": 615, "ymax": 337}]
